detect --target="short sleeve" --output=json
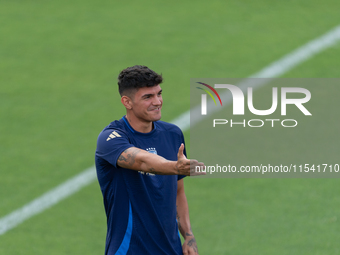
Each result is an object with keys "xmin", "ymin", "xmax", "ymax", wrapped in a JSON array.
[{"xmin": 96, "ymin": 129, "xmax": 134, "ymax": 168}]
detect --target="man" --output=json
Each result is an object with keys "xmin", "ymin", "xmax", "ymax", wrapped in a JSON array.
[{"xmin": 95, "ymin": 65, "xmax": 204, "ymax": 255}]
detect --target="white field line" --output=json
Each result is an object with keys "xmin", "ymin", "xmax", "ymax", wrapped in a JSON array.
[
  {"xmin": 0, "ymin": 167, "xmax": 96, "ymax": 235},
  {"xmin": 1, "ymin": 25, "xmax": 340, "ymax": 236}
]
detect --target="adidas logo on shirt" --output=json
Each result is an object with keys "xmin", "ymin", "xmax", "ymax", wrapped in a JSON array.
[{"xmin": 106, "ymin": 131, "xmax": 121, "ymax": 141}]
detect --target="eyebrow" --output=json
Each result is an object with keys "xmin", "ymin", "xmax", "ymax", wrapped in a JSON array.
[{"xmin": 141, "ymin": 89, "xmax": 162, "ymax": 98}]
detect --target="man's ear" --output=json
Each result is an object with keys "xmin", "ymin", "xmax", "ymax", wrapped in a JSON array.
[{"xmin": 121, "ymin": 95, "xmax": 133, "ymax": 110}]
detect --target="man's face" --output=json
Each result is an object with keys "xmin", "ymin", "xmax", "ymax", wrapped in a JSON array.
[{"xmin": 130, "ymin": 85, "xmax": 163, "ymax": 122}]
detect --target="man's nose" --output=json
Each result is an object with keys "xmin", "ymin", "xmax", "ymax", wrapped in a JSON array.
[{"xmin": 153, "ymin": 96, "xmax": 162, "ymax": 105}]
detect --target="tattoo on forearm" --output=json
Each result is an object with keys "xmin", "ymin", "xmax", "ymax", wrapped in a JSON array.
[
  {"xmin": 176, "ymin": 206, "xmax": 182, "ymax": 232},
  {"xmin": 118, "ymin": 148, "xmax": 140, "ymax": 167},
  {"xmin": 148, "ymin": 167, "xmax": 163, "ymax": 175},
  {"xmin": 176, "ymin": 212, "xmax": 181, "ymax": 226}
]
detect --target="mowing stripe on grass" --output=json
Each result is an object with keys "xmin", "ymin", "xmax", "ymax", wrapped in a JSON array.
[{"xmin": 1, "ymin": 25, "xmax": 340, "ymax": 236}]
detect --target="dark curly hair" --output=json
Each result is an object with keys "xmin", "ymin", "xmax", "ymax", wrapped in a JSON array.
[{"xmin": 118, "ymin": 65, "xmax": 163, "ymax": 97}]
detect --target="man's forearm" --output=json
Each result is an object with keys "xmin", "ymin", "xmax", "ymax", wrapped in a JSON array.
[
  {"xmin": 117, "ymin": 145, "xmax": 204, "ymax": 176},
  {"xmin": 117, "ymin": 147, "xmax": 178, "ymax": 175},
  {"xmin": 140, "ymin": 153, "xmax": 178, "ymax": 175},
  {"xmin": 176, "ymin": 187, "xmax": 193, "ymax": 237},
  {"xmin": 177, "ymin": 180, "xmax": 198, "ymax": 253}
]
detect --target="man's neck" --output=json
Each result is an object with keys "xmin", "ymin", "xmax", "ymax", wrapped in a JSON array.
[{"xmin": 125, "ymin": 114, "xmax": 153, "ymax": 133}]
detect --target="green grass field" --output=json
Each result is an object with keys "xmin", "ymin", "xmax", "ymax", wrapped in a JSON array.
[{"xmin": 1, "ymin": 0, "xmax": 340, "ymax": 254}]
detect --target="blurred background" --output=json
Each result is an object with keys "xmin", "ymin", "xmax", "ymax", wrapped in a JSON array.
[{"xmin": 1, "ymin": 0, "xmax": 340, "ymax": 254}]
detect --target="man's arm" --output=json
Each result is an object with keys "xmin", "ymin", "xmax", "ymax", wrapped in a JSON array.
[
  {"xmin": 117, "ymin": 143, "xmax": 205, "ymax": 176},
  {"xmin": 176, "ymin": 179, "xmax": 199, "ymax": 255}
]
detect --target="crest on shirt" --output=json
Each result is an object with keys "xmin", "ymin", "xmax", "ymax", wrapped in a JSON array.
[
  {"xmin": 138, "ymin": 147, "xmax": 158, "ymax": 176},
  {"xmin": 146, "ymin": 147, "xmax": 157, "ymax": 155},
  {"xmin": 106, "ymin": 130, "xmax": 121, "ymax": 141}
]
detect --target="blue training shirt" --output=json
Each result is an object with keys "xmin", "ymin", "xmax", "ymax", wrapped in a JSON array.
[{"xmin": 95, "ymin": 116, "xmax": 186, "ymax": 255}]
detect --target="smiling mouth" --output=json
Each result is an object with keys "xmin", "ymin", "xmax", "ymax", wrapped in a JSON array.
[{"xmin": 149, "ymin": 107, "xmax": 161, "ymax": 111}]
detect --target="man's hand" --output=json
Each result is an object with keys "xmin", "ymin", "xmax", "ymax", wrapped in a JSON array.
[
  {"xmin": 176, "ymin": 143, "xmax": 205, "ymax": 176},
  {"xmin": 182, "ymin": 233, "xmax": 199, "ymax": 255}
]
